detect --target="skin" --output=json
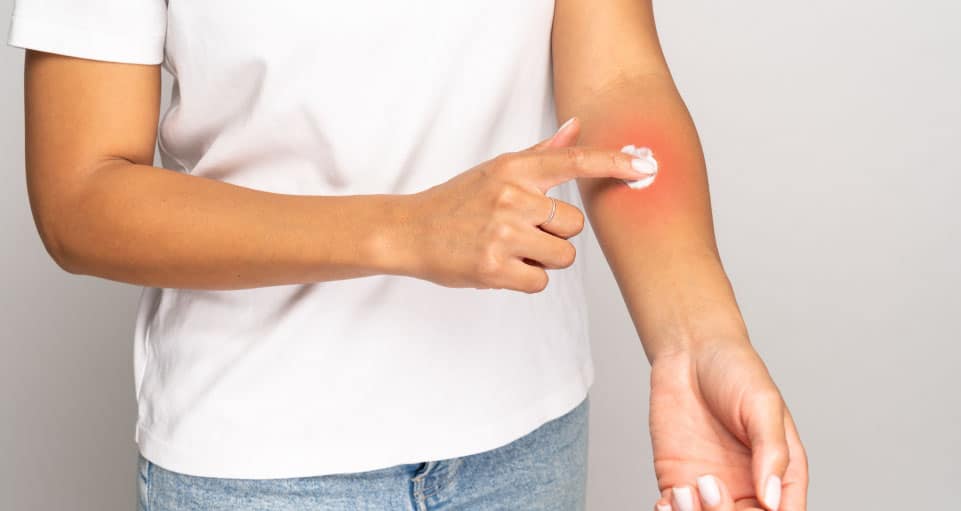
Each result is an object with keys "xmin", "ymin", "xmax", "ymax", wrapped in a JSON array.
[
  {"xmin": 551, "ymin": 0, "xmax": 808, "ymax": 509},
  {"xmin": 21, "ymin": 0, "xmax": 807, "ymax": 508}
]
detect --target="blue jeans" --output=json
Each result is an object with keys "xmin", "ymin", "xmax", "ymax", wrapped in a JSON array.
[{"xmin": 137, "ymin": 394, "xmax": 589, "ymax": 510}]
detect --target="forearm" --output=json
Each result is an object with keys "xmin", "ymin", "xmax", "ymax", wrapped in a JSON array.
[
  {"xmin": 52, "ymin": 159, "xmax": 403, "ymax": 290},
  {"xmin": 562, "ymin": 77, "xmax": 750, "ymax": 361}
]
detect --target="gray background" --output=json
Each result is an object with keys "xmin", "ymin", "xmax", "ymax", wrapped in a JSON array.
[{"xmin": 2, "ymin": 0, "xmax": 959, "ymax": 509}]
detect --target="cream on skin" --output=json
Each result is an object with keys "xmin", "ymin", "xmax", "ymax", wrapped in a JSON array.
[{"xmin": 620, "ymin": 144, "xmax": 658, "ymax": 189}]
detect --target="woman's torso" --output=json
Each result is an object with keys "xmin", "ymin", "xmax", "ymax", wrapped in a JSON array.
[{"xmin": 135, "ymin": 0, "xmax": 595, "ymax": 479}]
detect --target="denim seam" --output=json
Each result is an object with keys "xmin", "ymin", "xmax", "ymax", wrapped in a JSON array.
[
  {"xmin": 410, "ymin": 462, "xmax": 433, "ymax": 511},
  {"xmin": 145, "ymin": 458, "xmax": 153, "ymax": 511}
]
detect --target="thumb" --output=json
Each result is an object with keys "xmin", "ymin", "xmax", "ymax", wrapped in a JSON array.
[
  {"xmin": 744, "ymin": 391, "xmax": 789, "ymax": 511},
  {"xmin": 527, "ymin": 116, "xmax": 580, "ymax": 151}
]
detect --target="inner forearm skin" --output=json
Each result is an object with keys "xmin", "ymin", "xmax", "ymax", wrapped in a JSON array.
[
  {"xmin": 564, "ymin": 77, "xmax": 750, "ymax": 361},
  {"xmin": 56, "ymin": 159, "xmax": 401, "ymax": 290}
]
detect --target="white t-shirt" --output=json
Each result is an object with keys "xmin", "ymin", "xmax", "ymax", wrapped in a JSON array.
[{"xmin": 8, "ymin": 0, "xmax": 595, "ymax": 479}]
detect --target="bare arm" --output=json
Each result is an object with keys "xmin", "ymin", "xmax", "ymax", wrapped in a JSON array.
[
  {"xmin": 23, "ymin": 50, "xmax": 644, "ymax": 293},
  {"xmin": 24, "ymin": 50, "xmax": 401, "ymax": 290},
  {"xmin": 551, "ymin": 0, "xmax": 747, "ymax": 360},
  {"xmin": 552, "ymin": 3, "xmax": 809, "ymax": 510}
]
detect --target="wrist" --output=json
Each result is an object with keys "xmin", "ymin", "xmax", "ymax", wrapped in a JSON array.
[
  {"xmin": 645, "ymin": 312, "xmax": 752, "ymax": 365},
  {"xmin": 364, "ymin": 193, "xmax": 422, "ymax": 278}
]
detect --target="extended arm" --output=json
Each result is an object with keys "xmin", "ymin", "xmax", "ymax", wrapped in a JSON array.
[
  {"xmin": 23, "ymin": 50, "xmax": 399, "ymax": 289},
  {"xmin": 552, "ymin": 0, "xmax": 746, "ymax": 360},
  {"xmin": 552, "ymin": 1, "xmax": 808, "ymax": 510},
  {"xmin": 22, "ymin": 50, "xmax": 647, "ymax": 294}
]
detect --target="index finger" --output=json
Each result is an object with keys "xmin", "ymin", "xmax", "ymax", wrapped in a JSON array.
[{"xmin": 511, "ymin": 146, "xmax": 654, "ymax": 193}]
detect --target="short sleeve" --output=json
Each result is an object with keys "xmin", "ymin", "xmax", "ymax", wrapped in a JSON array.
[{"xmin": 7, "ymin": 0, "xmax": 167, "ymax": 65}]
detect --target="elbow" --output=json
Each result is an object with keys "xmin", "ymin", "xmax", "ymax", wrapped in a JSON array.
[
  {"xmin": 29, "ymin": 157, "xmax": 122, "ymax": 276},
  {"xmin": 34, "ymin": 210, "xmax": 84, "ymax": 275},
  {"xmin": 30, "ymin": 172, "xmax": 99, "ymax": 276},
  {"xmin": 29, "ymin": 157, "xmax": 135, "ymax": 276}
]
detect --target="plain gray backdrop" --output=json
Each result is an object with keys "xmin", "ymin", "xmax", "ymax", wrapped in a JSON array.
[{"xmin": 2, "ymin": 0, "xmax": 959, "ymax": 509}]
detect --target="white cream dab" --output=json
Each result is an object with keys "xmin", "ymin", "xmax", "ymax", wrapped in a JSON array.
[{"xmin": 621, "ymin": 144, "xmax": 658, "ymax": 189}]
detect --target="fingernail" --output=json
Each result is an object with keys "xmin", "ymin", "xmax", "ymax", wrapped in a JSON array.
[
  {"xmin": 657, "ymin": 504, "xmax": 672, "ymax": 511},
  {"xmin": 763, "ymin": 475, "xmax": 782, "ymax": 511},
  {"xmin": 696, "ymin": 475, "xmax": 721, "ymax": 507},
  {"xmin": 556, "ymin": 116, "xmax": 576, "ymax": 134},
  {"xmin": 672, "ymin": 486, "xmax": 694, "ymax": 511}
]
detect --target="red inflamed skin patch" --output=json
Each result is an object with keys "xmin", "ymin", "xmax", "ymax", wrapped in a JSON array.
[{"xmin": 574, "ymin": 109, "xmax": 713, "ymax": 237}]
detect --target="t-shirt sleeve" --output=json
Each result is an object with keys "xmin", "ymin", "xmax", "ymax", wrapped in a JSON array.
[{"xmin": 7, "ymin": 0, "xmax": 167, "ymax": 65}]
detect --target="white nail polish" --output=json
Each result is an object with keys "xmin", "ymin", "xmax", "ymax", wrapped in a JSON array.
[
  {"xmin": 672, "ymin": 486, "xmax": 694, "ymax": 511},
  {"xmin": 557, "ymin": 117, "xmax": 575, "ymax": 133},
  {"xmin": 621, "ymin": 144, "xmax": 636, "ymax": 153},
  {"xmin": 657, "ymin": 504, "xmax": 672, "ymax": 511},
  {"xmin": 696, "ymin": 475, "xmax": 721, "ymax": 507},
  {"xmin": 763, "ymin": 475, "xmax": 782, "ymax": 511}
]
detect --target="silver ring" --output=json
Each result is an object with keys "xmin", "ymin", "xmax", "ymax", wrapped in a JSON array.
[{"xmin": 539, "ymin": 197, "xmax": 557, "ymax": 227}]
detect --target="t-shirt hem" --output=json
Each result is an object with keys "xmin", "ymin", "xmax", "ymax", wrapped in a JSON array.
[
  {"xmin": 136, "ymin": 358, "xmax": 595, "ymax": 479},
  {"xmin": 7, "ymin": 14, "xmax": 165, "ymax": 65}
]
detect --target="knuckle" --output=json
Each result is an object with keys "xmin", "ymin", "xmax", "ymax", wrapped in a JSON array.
[
  {"xmin": 494, "ymin": 183, "xmax": 520, "ymax": 209},
  {"xmin": 493, "ymin": 152, "xmax": 521, "ymax": 175},
  {"xmin": 533, "ymin": 152, "xmax": 548, "ymax": 176},
  {"xmin": 511, "ymin": 152, "xmax": 538, "ymax": 176},
  {"xmin": 565, "ymin": 146, "xmax": 586, "ymax": 167},
  {"xmin": 491, "ymin": 222, "xmax": 515, "ymax": 243},
  {"xmin": 609, "ymin": 151, "xmax": 622, "ymax": 171},
  {"xmin": 487, "ymin": 154, "xmax": 509, "ymax": 176},
  {"xmin": 475, "ymin": 250, "xmax": 502, "ymax": 283}
]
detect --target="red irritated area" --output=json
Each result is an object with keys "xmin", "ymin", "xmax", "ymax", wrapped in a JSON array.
[{"xmin": 573, "ymin": 106, "xmax": 716, "ymax": 247}]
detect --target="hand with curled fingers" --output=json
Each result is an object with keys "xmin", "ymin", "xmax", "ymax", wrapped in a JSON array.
[
  {"xmin": 391, "ymin": 117, "xmax": 654, "ymax": 293},
  {"xmin": 649, "ymin": 343, "xmax": 809, "ymax": 511}
]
